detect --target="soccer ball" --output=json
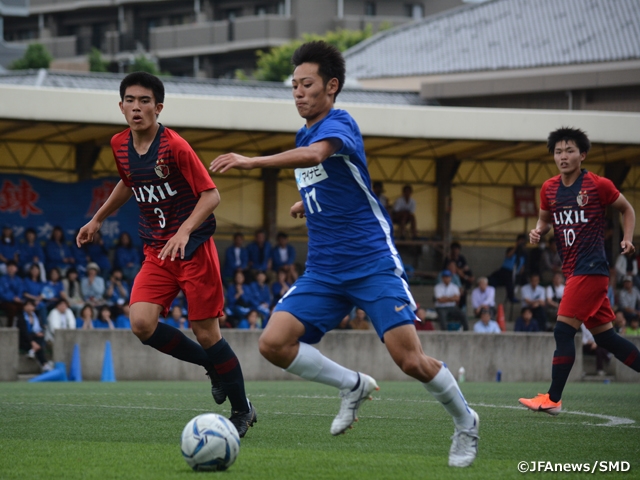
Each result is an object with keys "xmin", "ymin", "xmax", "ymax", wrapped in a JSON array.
[{"xmin": 180, "ymin": 413, "xmax": 240, "ymax": 471}]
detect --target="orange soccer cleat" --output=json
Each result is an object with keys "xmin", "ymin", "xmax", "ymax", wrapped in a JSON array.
[{"xmin": 518, "ymin": 393, "xmax": 562, "ymax": 416}]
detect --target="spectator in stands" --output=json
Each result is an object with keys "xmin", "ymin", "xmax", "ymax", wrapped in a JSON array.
[
  {"xmin": 434, "ymin": 269, "xmax": 468, "ymax": 331},
  {"xmin": 271, "ymin": 267, "xmax": 291, "ymax": 307},
  {"xmin": 0, "ymin": 260, "xmax": 24, "ymax": 327},
  {"xmin": 237, "ymin": 309, "xmax": 262, "ymax": 330},
  {"xmin": 350, "ymin": 308, "xmax": 371, "ymax": 330},
  {"xmin": 520, "ymin": 273, "xmax": 547, "ymax": 331},
  {"xmin": 69, "ymin": 230, "xmax": 88, "ymax": 278},
  {"xmin": 46, "ymin": 298, "xmax": 76, "ymax": 342},
  {"xmin": 44, "ymin": 226, "xmax": 74, "ymax": 275},
  {"xmin": 514, "ymin": 307, "xmax": 540, "ymax": 332},
  {"xmin": 18, "ymin": 227, "xmax": 45, "ymax": 280},
  {"xmin": 337, "ymin": 314, "xmax": 352, "ymax": 330},
  {"xmin": 489, "ymin": 234, "xmax": 527, "ymax": 303},
  {"xmin": 76, "ymin": 304, "xmax": 95, "ymax": 330},
  {"xmin": 93, "ymin": 305, "xmax": 115, "ymax": 329},
  {"xmin": 17, "ymin": 299, "xmax": 53, "ymax": 371},
  {"xmin": 115, "ymin": 303, "xmax": 131, "ymax": 329},
  {"xmin": 545, "ymin": 272, "xmax": 565, "ymax": 325},
  {"xmin": 617, "ymin": 275, "xmax": 640, "ymax": 323},
  {"xmin": 392, "ymin": 184, "xmax": 417, "ymax": 239},
  {"xmin": 0, "ymin": 225, "xmax": 20, "ymax": 276},
  {"xmin": 581, "ymin": 324, "xmax": 611, "ymax": 376},
  {"xmin": 43, "ymin": 267, "xmax": 65, "ymax": 311},
  {"xmin": 372, "ymin": 181, "xmax": 390, "ymax": 214},
  {"xmin": 248, "ymin": 270, "xmax": 272, "ymax": 322},
  {"xmin": 614, "ymin": 311, "xmax": 626, "ymax": 334},
  {"xmin": 218, "ymin": 309, "xmax": 234, "ymax": 329},
  {"xmin": 473, "ymin": 308, "xmax": 501, "ymax": 334},
  {"xmin": 607, "ymin": 267, "xmax": 617, "ymax": 310},
  {"xmin": 114, "ymin": 231, "xmax": 141, "ymax": 282},
  {"xmin": 471, "ymin": 277, "xmax": 496, "ymax": 318},
  {"xmin": 222, "ymin": 232, "xmax": 249, "ymax": 283},
  {"xmin": 246, "ymin": 229, "xmax": 272, "ymax": 278},
  {"xmin": 62, "ymin": 267, "xmax": 84, "ymax": 317},
  {"xmin": 444, "ymin": 242, "xmax": 474, "ymax": 307},
  {"xmin": 80, "ymin": 262, "xmax": 106, "ymax": 308},
  {"xmin": 540, "ymin": 237, "xmax": 562, "ymax": 284},
  {"xmin": 615, "ymin": 251, "xmax": 638, "ymax": 287},
  {"xmin": 226, "ymin": 270, "xmax": 252, "ymax": 321},
  {"xmin": 84, "ymin": 230, "xmax": 112, "ymax": 278},
  {"xmin": 271, "ymin": 232, "xmax": 297, "ymax": 284},
  {"xmin": 166, "ymin": 305, "xmax": 189, "ymax": 330},
  {"xmin": 625, "ymin": 317, "xmax": 640, "ymax": 336},
  {"xmin": 22, "ymin": 263, "xmax": 48, "ymax": 327},
  {"xmin": 105, "ymin": 267, "xmax": 130, "ymax": 314},
  {"xmin": 414, "ymin": 306, "xmax": 435, "ymax": 331}
]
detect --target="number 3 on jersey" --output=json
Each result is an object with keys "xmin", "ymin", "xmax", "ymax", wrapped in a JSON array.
[
  {"xmin": 304, "ymin": 188, "xmax": 322, "ymax": 214},
  {"xmin": 154, "ymin": 207, "xmax": 166, "ymax": 228}
]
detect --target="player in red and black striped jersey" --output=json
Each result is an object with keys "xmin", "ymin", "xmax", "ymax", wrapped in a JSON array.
[
  {"xmin": 519, "ymin": 127, "xmax": 640, "ymax": 415},
  {"xmin": 76, "ymin": 72, "xmax": 256, "ymax": 436}
]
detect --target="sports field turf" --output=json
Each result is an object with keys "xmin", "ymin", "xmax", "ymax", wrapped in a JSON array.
[{"xmin": 1, "ymin": 380, "xmax": 638, "ymax": 479}]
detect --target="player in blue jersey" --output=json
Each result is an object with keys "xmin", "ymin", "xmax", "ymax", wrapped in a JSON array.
[
  {"xmin": 76, "ymin": 72, "xmax": 256, "ymax": 437},
  {"xmin": 211, "ymin": 41, "xmax": 478, "ymax": 468},
  {"xmin": 520, "ymin": 127, "xmax": 640, "ymax": 415}
]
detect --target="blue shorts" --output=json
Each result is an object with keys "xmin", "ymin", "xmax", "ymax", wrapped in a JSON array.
[{"xmin": 273, "ymin": 255, "xmax": 417, "ymax": 344}]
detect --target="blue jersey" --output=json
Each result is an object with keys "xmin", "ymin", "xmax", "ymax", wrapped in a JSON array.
[{"xmin": 295, "ymin": 109, "xmax": 396, "ymax": 274}]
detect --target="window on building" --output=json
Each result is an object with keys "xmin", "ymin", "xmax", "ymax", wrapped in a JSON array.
[
  {"xmin": 365, "ymin": 2, "xmax": 376, "ymax": 16},
  {"xmin": 404, "ymin": 3, "xmax": 424, "ymax": 20}
]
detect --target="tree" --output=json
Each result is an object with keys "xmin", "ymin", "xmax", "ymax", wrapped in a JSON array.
[
  {"xmin": 10, "ymin": 43, "xmax": 52, "ymax": 70},
  {"xmin": 128, "ymin": 55, "xmax": 161, "ymax": 75},
  {"xmin": 247, "ymin": 26, "xmax": 374, "ymax": 82},
  {"xmin": 88, "ymin": 48, "xmax": 109, "ymax": 72}
]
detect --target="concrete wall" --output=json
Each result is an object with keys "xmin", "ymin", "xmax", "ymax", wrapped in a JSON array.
[{"xmin": 0, "ymin": 328, "xmax": 18, "ymax": 381}]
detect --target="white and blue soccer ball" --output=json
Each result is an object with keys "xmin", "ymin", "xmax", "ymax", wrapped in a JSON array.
[{"xmin": 180, "ymin": 413, "xmax": 240, "ymax": 471}]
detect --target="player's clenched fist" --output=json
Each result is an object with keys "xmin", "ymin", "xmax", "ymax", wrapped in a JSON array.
[{"xmin": 529, "ymin": 228, "xmax": 542, "ymax": 245}]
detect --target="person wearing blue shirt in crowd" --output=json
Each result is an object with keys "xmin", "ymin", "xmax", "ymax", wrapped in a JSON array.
[
  {"xmin": 69, "ymin": 232, "xmax": 89, "ymax": 278},
  {"xmin": 17, "ymin": 299, "xmax": 53, "ymax": 371},
  {"xmin": 248, "ymin": 270, "xmax": 272, "ymax": 323},
  {"xmin": 473, "ymin": 309, "xmax": 502, "ymax": 334},
  {"xmin": 84, "ymin": 231, "xmax": 112, "ymax": 278},
  {"xmin": 271, "ymin": 232, "xmax": 297, "ymax": 284},
  {"xmin": 22, "ymin": 263, "xmax": 48, "ymax": 327},
  {"xmin": 488, "ymin": 234, "xmax": 528, "ymax": 303},
  {"xmin": 514, "ymin": 307, "xmax": 541, "ymax": 332},
  {"xmin": 18, "ymin": 228, "xmax": 46, "ymax": 280},
  {"xmin": 222, "ymin": 232, "xmax": 249, "ymax": 283},
  {"xmin": 0, "ymin": 226, "xmax": 20, "ymax": 276},
  {"xmin": 237, "ymin": 309, "xmax": 262, "ymax": 330},
  {"xmin": 210, "ymin": 41, "xmax": 478, "ymax": 468},
  {"xmin": 115, "ymin": 303, "xmax": 131, "ymax": 329},
  {"xmin": 45, "ymin": 226, "xmax": 74, "ymax": 274},
  {"xmin": 77, "ymin": 304, "xmax": 95, "ymax": 330},
  {"xmin": 271, "ymin": 267, "xmax": 290, "ymax": 307},
  {"xmin": 0, "ymin": 260, "xmax": 24, "ymax": 326},
  {"xmin": 93, "ymin": 305, "xmax": 115, "ymax": 329},
  {"xmin": 247, "ymin": 229, "xmax": 272, "ymax": 275},
  {"xmin": 226, "ymin": 270, "xmax": 252, "ymax": 321},
  {"xmin": 105, "ymin": 267, "xmax": 130, "ymax": 313},
  {"xmin": 114, "ymin": 231, "xmax": 141, "ymax": 282},
  {"xmin": 42, "ymin": 267, "xmax": 65, "ymax": 310},
  {"xmin": 165, "ymin": 305, "xmax": 189, "ymax": 330}
]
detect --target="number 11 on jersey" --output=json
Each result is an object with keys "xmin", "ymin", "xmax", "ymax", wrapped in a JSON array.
[{"xmin": 304, "ymin": 188, "xmax": 322, "ymax": 214}]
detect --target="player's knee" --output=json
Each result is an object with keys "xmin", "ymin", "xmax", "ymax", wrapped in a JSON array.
[
  {"xmin": 395, "ymin": 354, "xmax": 422, "ymax": 378},
  {"xmin": 130, "ymin": 316, "xmax": 156, "ymax": 341},
  {"xmin": 258, "ymin": 332, "xmax": 282, "ymax": 362}
]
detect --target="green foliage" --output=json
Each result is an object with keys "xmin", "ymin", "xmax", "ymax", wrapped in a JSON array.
[
  {"xmin": 9, "ymin": 43, "xmax": 52, "ymax": 70},
  {"xmin": 247, "ymin": 26, "xmax": 374, "ymax": 82},
  {"xmin": 128, "ymin": 55, "xmax": 161, "ymax": 75},
  {"xmin": 88, "ymin": 48, "xmax": 109, "ymax": 72}
]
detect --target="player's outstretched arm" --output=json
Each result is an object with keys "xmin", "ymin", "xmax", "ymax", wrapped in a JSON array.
[
  {"xmin": 76, "ymin": 180, "xmax": 133, "ymax": 247},
  {"xmin": 210, "ymin": 139, "xmax": 341, "ymax": 174},
  {"xmin": 612, "ymin": 193, "xmax": 636, "ymax": 255},
  {"xmin": 529, "ymin": 209, "xmax": 553, "ymax": 245},
  {"xmin": 159, "ymin": 188, "xmax": 220, "ymax": 261}
]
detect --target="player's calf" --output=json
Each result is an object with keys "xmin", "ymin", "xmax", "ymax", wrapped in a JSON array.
[{"xmin": 593, "ymin": 329, "xmax": 640, "ymax": 371}]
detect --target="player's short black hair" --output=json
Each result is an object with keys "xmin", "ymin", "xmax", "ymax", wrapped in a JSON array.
[
  {"xmin": 291, "ymin": 41, "xmax": 345, "ymax": 101},
  {"xmin": 450, "ymin": 241, "xmax": 461, "ymax": 250},
  {"xmin": 119, "ymin": 71, "xmax": 165, "ymax": 104},
  {"xmin": 547, "ymin": 127, "xmax": 591, "ymax": 154}
]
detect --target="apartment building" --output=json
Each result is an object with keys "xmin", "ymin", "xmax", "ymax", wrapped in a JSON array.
[{"xmin": 2, "ymin": 0, "xmax": 466, "ymax": 77}]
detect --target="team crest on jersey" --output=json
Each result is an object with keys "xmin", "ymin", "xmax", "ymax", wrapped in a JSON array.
[
  {"xmin": 576, "ymin": 190, "xmax": 588, "ymax": 207},
  {"xmin": 154, "ymin": 158, "xmax": 169, "ymax": 179}
]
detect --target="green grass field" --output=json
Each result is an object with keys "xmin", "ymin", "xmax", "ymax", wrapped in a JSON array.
[{"xmin": 1, "ymin": 380, "xmax": 638, "ymax": 479}]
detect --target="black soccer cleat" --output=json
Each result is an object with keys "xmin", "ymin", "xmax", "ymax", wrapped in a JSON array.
[
  {"xmin": 206, "ymin": 373, "xmax": 227, "ymax": 405},
  {"xmin": 229, "ymin": 401, "xmax": 257, "ymax": 438}
]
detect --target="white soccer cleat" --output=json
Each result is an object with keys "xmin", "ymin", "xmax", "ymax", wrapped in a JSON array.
[
  {"xmin": 448, "ymin": 408, "xmax": 479, "ymax": 468},
  {"xmin": 330, "ymin": 373, "xmax": 379, "ymax": 436}
]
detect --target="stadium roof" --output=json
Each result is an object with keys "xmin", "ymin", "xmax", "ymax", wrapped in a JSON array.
[{"xmin": 344, "ymin": 0, "xmax": 640, "ymax": 79}]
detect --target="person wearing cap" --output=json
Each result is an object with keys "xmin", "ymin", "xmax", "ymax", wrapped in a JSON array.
[
  {"xmin": 617, "ymin": 275, "xmax": 640, "ymax": 323},
  {"xmin": 81, "ymin": 262, "xmax": 106, "ymax": 308},
  {"xmin": 434, "ymin": 269, "xmax": 468, "ymax": 331},
  {"xmin": 473, "ymin": 308, "xmax": 501, "ymax": 334}
]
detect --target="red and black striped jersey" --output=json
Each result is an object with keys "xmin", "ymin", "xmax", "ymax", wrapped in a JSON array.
[
  {"xmin": 111, "ymin": 125, "xmax": 216, "ymax": 258},
  {"xmin": 540, "ymin": 170, "xmax": 619, "ymax": 279}
]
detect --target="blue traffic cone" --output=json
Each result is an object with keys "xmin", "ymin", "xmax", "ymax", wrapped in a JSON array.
[
  {"xmin": 69, "ymin": 344, "xmax": 82, "ymax": 382},
  {"xmin": 101, "ymin": 341, "xmax": 116, "ymax": 382},
  {"xmin": 29, "ymin": 362, "xmax": 67, "ymax": 382}
]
